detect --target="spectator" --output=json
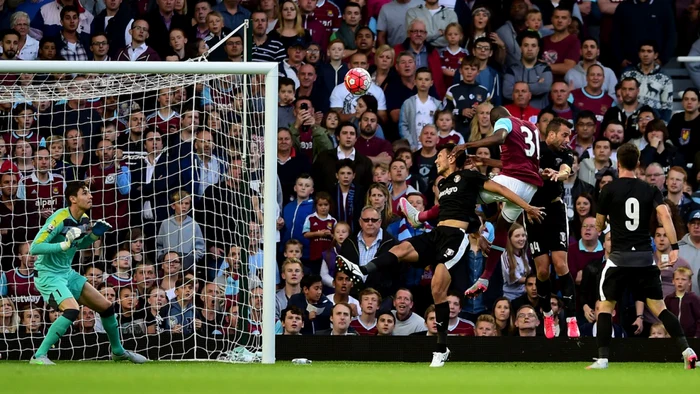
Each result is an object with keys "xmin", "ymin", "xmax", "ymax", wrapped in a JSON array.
[
  {"xmin": 503, "ymin": 30, "xmax": 552, "ymax": 110},
  {"xmin": 666, "ymin": 167, "xmax": 699, "ymax": 224},
  {"xmin": 611, "ymin": 0, "xmax": 675, "ymax": 68},
  {"xmin": 275, "ymin": 258, "xmax": 303, "ymax": 318},
  {"xmin": 74, "ymin": 305, "xmax": 95, "ymax": 333},
  {"xmin": 405, "ymin": 0, "xmax": 456, "ymax": 49},
  {"xmin": 106, "ymin": 249, "xmax": 133, "ymax": 288},
  {"xmin": 330, "ymin": 2, "xmax": 362, "ymax": 51},
  {"xmin": 54, "ymin": 5, "xmax": 92, "ymax": 61},
  {"xmin": 376, "ymin": 310, "xmax": 396, "ymax": 336},
  {"xmin": 565, "ymin": 38, "xmax": 617, "ymax": 100},
  {"xmin": 270, "ymin": 0, "xmax": 308, "ymax": 49},
  {"xmin": 649, "ymin": 322, "xmax": 670, "ymax": 339},
  {"xmin": 544, "ymin": 81, "xmax": 578, "ymax": 122},
  {"xmin": 514, "ymin": 304, "xmax": 539, "ymax": 337},
  {"xmin": 289, "ymin": 97, "xmax": 334, "ymax": 163},
  {"xmin": 356, "ymin": 110, "xmax": 393, "ymax": 166},
  {"xmin": 571, "ymin": 65, "xmax": 613, "ymax": 133},
  {"xmin": 296, "ymin": 0, "xmax": 330, "ymax": 51},
  {"xmin": 511, "ymin": 273, "xmax": 538, "ymax": 313},
  {"xmin": 399, "ymin": 68, "xmax": 441, "ymax": 151},
  {"xmin": 196, "ymin": 282, "xmax": 226, "ymax": 336},
  {"xmin": 580, "ymin": 300, "xmax": 627, "ymax": 338},
  {"xmin": 579, "ymin": 231, "xmax": 610, "ymax": 323},
  {"xmin": 19, "ymin": 305, "xmax": 42, "ymax": 336},
  {"xmin": 567, "ymin": 216, "xmax": 604, "ymax": 285},
  {"xmin": 664, "ymin": 267, "xmax": 700, "ymax": 338},
  {"xmin": 668, "ymin": 88, "xmax": 700, "ymax": 164},
  {"xmin": 194, "ymin": 130, "xmax": 225, "ymax": 197},
  {"xmin": 221, "ymin": 34, "xmax": 243, "ymax": 62},
  {"xmin": 89, "ymin": 32, "xmax": 110, "ymax": 60},
  {"xmin": 418, "ymin": 304, "xmax": 438, "ymax": 336},
  {"xmin": 442, "ymin": 56, "xmax": 489, "ymax": 137},
  {"xmin": 504, "ymin": 82, "xmax": 539, "ymax": 124},
  {"xmin": 446, "ymin": 291, "xmax": 474, "ymax": 336},
  {"xmin": 640, "ymin": 119, "xmax": 685, "ymax": 170},
  {"xmin": 317, "ymin": 302, "xmax": 357, "ymax": 335},
  {"xmin": 280, "ymin": 305, "xmax": 304, "ymax": 335},
  {"xmin": 86, "ymin": 139, "xmax": 130, "ymax": 239},
  {"xmin": 388, "ymin": 159, "xmax": 417, "ymax": 214},
  {"xmin": 643, "ymin": 162, "xmax": 665, "ymax": 192},
  {"xmin": 313, "ymin": 122, "xmax": 373, "ymax": 195},
  {"xmin": 474, "ymin": 314, "xmax": 498, "ymax": 337},
  {"xmin": 11, "ymin": 12, "xmax": 39, "ymax": 60},
  {"xmin": 680, "ymin": 211, "xmax": 700, "ymax": 288},
  {"xmin": 350, "ymin": 287, "xmax": 381, "ymax": 335},
  {"xmin": 160, "ymin": 276, "xmax": 197, "ymax": 336},
  {"xmin": 371, "ymin": 44, "xmax": 395, "ymax": 90},
  {"xmin": 328, "ymin": 271, "xmax": 360, "ymax": 315},
  {"xmin": 288, "ymin": 274, "xmax": 333, "ymax": 334},
  {"xmin": 0, "ymin": 242, "xmax": 40, "ymax": 308},
  {"xmin": 145, "ymin": 0, "xmax": 189, "ymax": 59},
  {"xmin": 33, "ymin": 0, "xmax": 93, "ymax": 39},
  {"xmin": 83, "ymin": 266, "xmax": 103, "ymax": 289},
  {"xmin": 621, "ymin": 41, "xmax": 673, "ymax": 122},
  {"xmin": 541, "ymin": 6, "xmax": 580, "ymax": 81},
  {"xmin": 115, "ymin": 286, "xmax": 148, "ymax": 335},
  {"xmin": 317, "ymin": 40, "xmax": 349, "ymax": 110},
  {"xmin": 0, "ymin": 28, "xmax": 18, "ymax": 62},
  {"xmin": 468, "ymin": 37, "xmax": 501, "ymax": 106},
  {"xmin": 213, "ymin": 245, "xmax": 241, "ymax": 297},
  {"xmin": 495, "ymin": 0, "xmax": 528, "ymax": 67},
  {"xmin": 277, "ymin": 79, "xmax": 296, "ymax": 129},
  {"xmin": 277, "ymin": 128, "xmax": 312, "ymax": 204},
  {"xmin": 157, "ymin": 190, "xmax": 205, "ymax": 270},
  {"xmin": 330, "ymin": 53, "xmax": 388, "ymax": 122},
  {"xmin": 132, "ymin": 262, "xmax": 157, "ymax": 302},
  {"xmin": 438, "ymin": 23, "xmax": 467, "ymax": 90},
  {"xmin": 578, "ymin": 137, "xmax": 614, "ymax": 187},
  {"xmin": 320, "ymin": 221, "xmax": 350, "ymax": 289},
  {"xmin": 411, "ymin": 125, "xmax": 438, "ymax": 197},
  {"xmin": 394, "ymin": 19, "xmax": 445, "ymax": 98},
  {"xmin": 296, "ymin": 64, "xmax": 328, "ymax": 114},
  {"xmin": 377, "ymin": 0, "xmax": 422, "ymax": 47},
  {"xmin": 616, "ymin": 77, "xmax": 643, "ymax": 135},
  {"xmin": 501, "ymin": 223, "xmax": 530, "ymax": 301},
  {"xmin": 188, "ymin": 0, "xmax": 210, "ymax": 40},
  {"xmin": 13, "ymin": 138, "xmax": 35, "ymax": 177},
  {"xmin": 16, "ymin": 146, "xmax": 66, "ymax": 226},
  {"xmin": 280, "ymin": 174, "xmax": 314, "ymax": 259},
  {"xmin": 91, "ymin": 0, "xmax": 131, "ymax": 59},
  {"xmin": 391, "ymin": 288, "xmax": 425, "ymax": 335},
  {"xmin": 569, "ymin": 111, "xmax": 596, "ymax": 157}
]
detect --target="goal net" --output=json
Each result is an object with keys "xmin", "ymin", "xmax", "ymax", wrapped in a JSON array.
[{"xmin": 0, "ymin": 61, "xmax": 278, "ymax": 363}]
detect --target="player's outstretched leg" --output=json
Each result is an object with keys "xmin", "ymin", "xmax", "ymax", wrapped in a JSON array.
[
  {"xmin": 398, "ymin": 197, "xmax": 422, "ymax": 228},
  {"xmin": 337, "ymin": 243, "xmax": 418, "ymax": 285},
  {"xmin": 31, "ymin": 301, "xmax": 80, "ymax": 365},
  {"xmin": 430, "ymin": 264, "xmax": 451, "ymax": 368}
]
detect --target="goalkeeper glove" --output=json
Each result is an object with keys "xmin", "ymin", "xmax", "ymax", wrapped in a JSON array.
[
  {"xmin": 91, "ymin": 219, "xmax": 112, "ymax": 237},
  {"xmin": 60, "ymin": 227, "xmax": 82, "ymax": 251},
  {"xmin": 92, "ymin": 219, "xmax": 112, "ymax": 237}
]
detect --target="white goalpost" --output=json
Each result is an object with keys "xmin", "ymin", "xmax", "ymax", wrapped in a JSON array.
[{"xmin": 0, "ymin": 60, "xmax": 278, "ymax": 364}]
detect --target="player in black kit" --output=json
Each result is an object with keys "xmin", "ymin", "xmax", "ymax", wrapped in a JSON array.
[
  {"xmin": 526, "ymin": 118, "xmax": 580, "ymax": 339},
  {"xmin": 588, "ymin": 143, "xmax": 697, "ymax": 370},
  {"xmin": 336, "ymin": 143, "xmax": 544, "ymax": 367}
]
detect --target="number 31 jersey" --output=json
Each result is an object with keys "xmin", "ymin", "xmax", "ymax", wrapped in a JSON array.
[
  {"xmin": 597, "ymin": 178, "xmax": 664, "ymax": 254},
  {"xmin": 493, "ymin": 116, "xmax": 543, "ymax": 187}
]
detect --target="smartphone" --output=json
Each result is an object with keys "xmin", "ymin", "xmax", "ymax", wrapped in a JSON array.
[
  {"xmin": 661, "ymin": 254, "xmax": 670, "ymax": 263},
  {"xmin": 300, "ymin": 103, "xmax": 309, "ymax": 111}
]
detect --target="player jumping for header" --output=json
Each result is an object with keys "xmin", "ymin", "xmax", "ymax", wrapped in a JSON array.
[
  {"xmin": 336, "ymin": 143, "xmax": 544, "ymax": 367},
  {"xmin": 29, "ymin": 181, "xmax": 147, "ymax": 365},
  {"xmin": 588, "ymin": 144, "xmax": 696, "ymax": 370}
]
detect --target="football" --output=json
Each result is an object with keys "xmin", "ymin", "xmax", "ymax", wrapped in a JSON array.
[{"xmin": 344, "ymin": 67, "xmax": 372, "ymax": 96}]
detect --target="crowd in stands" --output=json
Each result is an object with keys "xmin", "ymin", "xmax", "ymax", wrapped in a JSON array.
[{"xmin": 1, "ymin": 0, "xmax": 700, "ymax": 345}]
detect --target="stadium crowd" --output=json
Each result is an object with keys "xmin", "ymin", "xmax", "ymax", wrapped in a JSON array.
[{"xmin": 0, "ymin": 0, "xmax": 700, "ymax": 345}]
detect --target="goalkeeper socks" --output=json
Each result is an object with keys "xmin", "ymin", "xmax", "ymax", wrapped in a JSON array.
[
  {"xmin": 435, "ymin": 302, "xmax": 450, "ymax": 353},
  {"xmin": 596, "ymin": 312, "xmax": 613, "ymax": 359},
  {"xmin": 362, "ymin": 252, "xmax": 399, "ymax": 275},
  {"xmin": 35, "ymin": 309, "xmax": 79, "ymax": 357},
  {"xmin": 559, "ymin": 273, "xmax": 576, "ymax": 318},
  {"xmin": 658, "ymin": 309, "xmax": 690, "ymax": 350},
  {"xmin": 100, "ymin": 306, "xmax": 126, "ymax": 356},
  {"xmin": 536, "ymin": 278, "xmax": 552, "ymax": 313}
]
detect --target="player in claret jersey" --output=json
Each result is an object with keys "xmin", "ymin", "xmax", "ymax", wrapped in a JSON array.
[
  {"xmin": 588, "ymin": 144, "xmax": 696, "ymax": 370},
  {"xmin": 460, "ymin": 106, "xmax": 543, "ymax": 298},
  {"xmin": 336, "ymin": 143, "xmax": 543, "ymax": 367}
]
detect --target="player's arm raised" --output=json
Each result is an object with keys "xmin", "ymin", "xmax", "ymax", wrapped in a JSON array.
[
  {"xmin": 30, "ymin": 214, "xmax": 80, "ymax": 254},
  {"xmin": 656, "ymin": 203, "xmax": 680, "ymax": 263},
  {"xmin": 483, "ymin": 180, "xmax": 545, "ymax": 223}
]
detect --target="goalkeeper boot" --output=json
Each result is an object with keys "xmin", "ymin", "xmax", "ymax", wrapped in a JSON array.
[
  {"xmin": 464, "ymin": 278, "xmax": 489, "ymax": 299},
  {"xmin": 566, "ymin": 317, "xmax": 581, "ymax": 338},
  {"xmin": 113, "ymin": 350, "xmax": 147, "ymax": 364},
  {"xmin": 586, "ymin": 358, "xmax": 608, "ymax": 370},
  {"xmin": 542, "ymin": 311, "xmax": 556, "ymax": 339},
  {"xmin": 336, "ymin": 255, "xmax": 364, "ymax": 285},
  {"xmin": 429, "ymin": 347, "xmax": 450, "ymax": 368},
  {"xmin": 29, "ymin": 355, "xmax": 55, "ymax": 366},
  {"xmin": 683, "ymin": 348, "xmax": 697, "ymax": 370},
  {"xmin": 398, "ymin": 197, "xmax": 421, "ymax": 228}
]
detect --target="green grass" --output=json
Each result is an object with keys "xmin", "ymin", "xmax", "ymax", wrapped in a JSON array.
[{"xmin": 2, "ymin": 361, "xmax": 699, "ymax": 393}]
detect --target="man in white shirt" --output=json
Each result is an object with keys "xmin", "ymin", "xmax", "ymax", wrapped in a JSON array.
[
  {"xmin": 330, "ymin": 52, "xmax": 387, "ymax": 122},
  {"xmin": 391, "ymin": 288, "xmax": 425, "ymax": 335}
]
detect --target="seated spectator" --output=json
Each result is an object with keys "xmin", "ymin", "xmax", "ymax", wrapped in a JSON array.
[
  {"xmin": 580, "ymin": 300, "xmax": 627, "ymax": 338},
  {"xmin": 84, "ymin": 266, "xmax": 104, "ymax": 289},
  {"xmin": 399, "ymin": 68, "xmax": 441, "ymax": 151},
  {"xmin": 567, "ymin": 216, "xmax": 605, "ymax": 285},
  {"xmin": 160, "ymin": 276, "xmax": 197, "ymax": 336},
  {"xmin": 392, "ymin": 288, "xmax": 425, "ymax": 336},
  {"xmin": 196, "ymin": 282, "xmax": 226, "ymax": 336},
  {"xmin": 275, "ymin": 258, "xmax": 304, "ymax": 318},
  {"xmin": 0, "ymin": 297, "xmax": 20, "ymax": 334},
  {"xmin": 640, "ymin": 119, "xmax": 685, "ymax": 171},
  {"xmin": 132, "ymin": 263, "xmax": 157, "ymax": 303},
  {"xmin": 33, "ymin": 0, "xmax": 93, "ymax": 40},
  {"xmin": 157, "ymin": 190, "xmax": 205, "ymax": 270},
  {"xmin": 447, "ymin": 291, "xmax": 474, "ymax": 336},
  {"xmin": 510, "ymin": 273, "xmax": 538, "ymax": 313},
  {"xmin": 350, "ymin": 288, "xmax": 381, "ymax": 335},
  {"xmin": 159, "ymin": 251, "xmax": 183, "ymax": 300},
  {"xmin": 316, "ymin": 302, "xmax": 357, "ymax": 335},
  {"xmin": 145, "ymin": 287, "xmax": 167, "ymax": 334},
  {"xmin": 571, "ymin": 65, "xmax": 613, "ymax": 133},
  {"xmin": 99, "ymin": 284, "xmax": 117, "ymax": 303},
  {"xmin": 501, "ymin": 223, "xmax": 530, "ymax": 300},
  {"xmin": 564, "ymin": 38, "xmax": 617, "ymax": 100},
  {"xmin": 649, "ymin": 322, "xmax": 670, "ymax": 339},
  {"xmin": 493, "ymin": 299, "xmax": 514, "ymax": 337},
  {"xmin": 19, "ymin": 304, "xmax": 42, "ymax": 336},
  {"xmin": 665, "ymin": 267, "xmax": 700, "ymax": 338},
  {"xmin": 328, "ymin": 271, "xmax": 360, "ymax": 316},
  {"xmin": 320, "ymin": 221, "xmax": 350, "ymax": 289},
  {"xmin": 106, "ymin": 249, "xmax": 133, "ymax": 289},
  {"xmin": 74, "ymin": 305, "xmax": 95, "ymax": 334},
  {"xmin": 514, "ymin": 304, "xmax": 539, "ymax": 337},
  {"xmin": 280, "ymin": 305, "xmax": 304, "ymax": 335},
  {"xmin": 578, "ymin": 138, "xmax": 614, "ymax": 187},
  {"xmin": 376, "ymin": 310, "xmax": 396, "ymax": 336},
  {"xmin": 116, "ymin": 286, "xmax": 148, "ymax": 336},
  {"xmin": 416, "ymin": 304, "xmax": 438, "ymax": 336},
  {"xmin": 474, "ymin": 314, "xmax": 499, "ymax": 337},
  {"xmin": 288, "ymin": 274, "xmax": 332, "ymax": 335},
  {"xmin": 544, "ymin": 82, "xmax": 578, "ymax": 122}
]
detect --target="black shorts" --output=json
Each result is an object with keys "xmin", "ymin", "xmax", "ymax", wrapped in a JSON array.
[
  {"xmin": 526, "ymin": 199, "xmax": 568, "ymax": 258},
  {"xmin": 408, "ymin": 226, "xmax": 469, "ymax": 271},
  {"xmin": 600, "ymin": 252, "xmax": 662, "ymax": 302}
]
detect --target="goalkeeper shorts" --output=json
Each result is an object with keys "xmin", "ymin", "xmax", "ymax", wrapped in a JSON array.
[{"xmin": 35, "ymin": 270, "xmax": 87, "ymax": 309}]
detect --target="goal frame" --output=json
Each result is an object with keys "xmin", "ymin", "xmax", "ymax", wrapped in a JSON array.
[{"xmin": 0, "ymin": 60, "xmax": 279, "ymax": 364}]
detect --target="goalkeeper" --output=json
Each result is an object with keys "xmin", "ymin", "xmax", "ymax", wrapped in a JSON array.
[{"xmin": 29, "ymin": 181, "xmax": 147, "ymax": 365}]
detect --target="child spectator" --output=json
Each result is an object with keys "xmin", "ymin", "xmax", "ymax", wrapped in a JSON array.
[
  {"xmin": 275, "ymin": 258, "xmax": 304, "ymax": 318},
  {"xmin": 472, "ymin": 37, "xmax": 501, "ymax": 106},
  {"xmin": 116, "ymin": 286, "xmax": 148, "ymax": 336},
  {"xmin": 474, "ymin": 314, "xmax": 499, "ymax": 337},
  {"xmin": 442, "ymin": 56, "xmax": 489, "ymax": 137},
  {"xmin": 213, "ymin": 245, "xmax": 241, "ymax": 298},
  {"xmin": 372, "ymin": 163, "xmax": 390, "ymax": 185},
  {"xmin": 501, "ymin": 223, "xmax": 530, "ymax": 300},
  {"xmin": 399, "ymin": 68, "xmax": 441, "ymax": 151},
  {"xmin": 196, "ymin": 282, "xmax": 226, "ymax": 337},
  {"xmin": 664, "ymin": 267, "xmax": 700, "ymax": 338},
  {"xmin": 160, "ymin": 276, "xmax": 197, "ymax": 336},
  {"xmin": 160, "ymin": 251, "xmax": 184, "ymax": 300},
  {"xmin": 376, "ymin": 310, "xmax": 396, "ymax": 336},
  {"xmin": 281, "ymin": 174, "xmax": 315, "ymax": 262},
  {"xmin": 322, "ymin": 110, "xmax": 340, "ymax": 147},
  {"xmin": 288, "ymin": 274, "xmax": 332, "ymax": 335},
  {"xmin": 147, "ymin": 87, "xmax": 181, "ymax": 137},
  {"xmin": 302, "ymin": 192, "xmax": 337, "ymax": 274},
  {"xmin": 525, "ymin": 8, "xmax": 547, "ymax": 37},
  {"xmin": 434, "ymin": 109, "xmax": 463, "ymax": 145},
  {"xmin": 492, "ymin": 297, "xmax": 514, "ymax": 336},
  {"xmin": 421, "ymin": 304, "xmax": 438, "ymax": 336},
  {"xmin": 350, "ymin": 288, "xmax": 381, "ymax": 335},
  {"xmin": 648, "ymin": 322, "xmax": 670, "ymax": 338},
  {"xmin": 277, "ymin": 77, "xmax": 296, "ymax": 128},
  {"xmin": 145, "ymin": 288, "xmax": 168, "ymax": 334},
  {"xmin": 320, "ymin": 221, "xmax": 350, "ymax": 290},
  {"xmin": 157, "ymin": 190, "xmax": 205, "ymax": 270},
  {"xmin": 0, "ymin": 297, "xmax": 20, "ymax": 333},
  {"xmin": 106, "ymin": 250, "xmax": 133, "ymax": 289},
  {"xmin": 447, "ymin": 291, "xmax": 475, "ymax": 336},
  {"xmin": 329, "ymin": 271, "xmax": 360, "ymax": 316},
  {"xmin": 19, "ymin": 305, "xmax": 42, "ymax": 336},
  {"xmin": 318, "ymin": 40, "xmax": 349, "ymax": 109},
  {"xmin": 438, "ymin": 23, "xmax": 467, "ymax": 91},
  {"xmin": 280, "ymin": 305, "xmax": 304, "ymax": 335}
]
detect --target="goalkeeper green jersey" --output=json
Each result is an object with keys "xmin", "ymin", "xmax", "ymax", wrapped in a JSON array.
[{"xmin": 30, "ymin": 208, "xmax": 96, "ymax": 274}]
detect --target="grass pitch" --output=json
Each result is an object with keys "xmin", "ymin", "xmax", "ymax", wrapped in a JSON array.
[{"xmin": 2, "ymin": 361, "xmax": 699, "ymax": 394}]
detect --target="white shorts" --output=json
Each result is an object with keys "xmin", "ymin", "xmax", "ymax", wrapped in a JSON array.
[{"xmin": 478, "ymin": 174, "xmax": 538, "ymax": 222}]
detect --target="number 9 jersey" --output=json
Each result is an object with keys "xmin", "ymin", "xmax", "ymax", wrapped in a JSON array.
[
  {"xmin": 597, "ymin": 178, "xmax": 664, "ymax": 257},
  {"xmin": 493, "ymin": 116, "xmax": 543, "ymax": 188}
]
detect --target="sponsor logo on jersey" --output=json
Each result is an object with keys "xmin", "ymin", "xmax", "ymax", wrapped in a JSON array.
[{"xmin": 439, "ymin": 186, "xmax": 458, "ymax": 198}]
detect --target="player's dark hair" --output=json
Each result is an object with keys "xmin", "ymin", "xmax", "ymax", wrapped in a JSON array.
[
  {"xmin": 300, "ymin": 274, "xmax": 322, "ymax": 291},
  {"xmin": 336, "ymin": 158, "xmax": 355, "ymax": 174},
  {"xmin": 437, "ymin": 143, "xmax": 467, "ymax": 168},
  {"xmin": 545, "ymin": 117, "xmax": 572, "ymax": 136},
  {"xmin": 281, "ymin": 305, "xmax": 304, "ymax": 321},
  {"xmin": 616, "ymin": 143, "xmax": 640, "ymax": 171},
  {"xmin": 65, "ymin": 180, "xmax": 89, "ymax": 206}
]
